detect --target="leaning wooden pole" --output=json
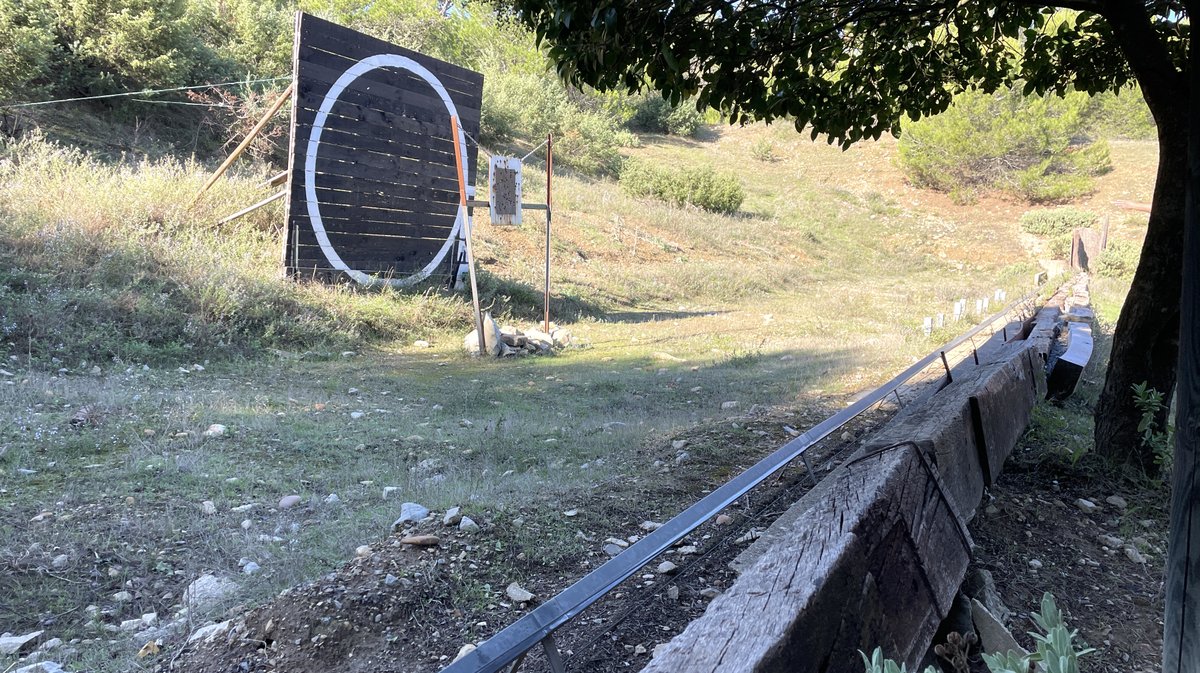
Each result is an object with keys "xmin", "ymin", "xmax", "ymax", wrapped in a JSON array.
[
  {"xmin": 544, "ymin": 132, "xmax": 553, "ymax": 335},
  {"xmin": 451, "ymin": 115, "xmax": 486, "ymax": 354},
  {"xmin": 1164, "ymin": 28, "xmax": 1200, "ymax": 673},
  {"xmin": 192, "ymin": 83, "xmax": 294, "ymax": 204}
]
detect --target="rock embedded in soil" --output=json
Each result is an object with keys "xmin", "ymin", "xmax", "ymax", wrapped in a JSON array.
[
  {"xmin": 11, "ymin": 662, "xmax": 66, "ymax": 673},
  {"xmin": 720, "ymin": 401, "xmax": 739, "ymax": 410},
  {"xmin": 242, "ymin": 562, "xmax": 261, "ymax": 575},
  {"xmin": 459, "ymin": 516, "xmax": 480, "ymax": 533},
  {"xmin": 640, "ymin": 520, "xmax": 663, "ymax": 532},
  {"xmin": 392, "ymin": 502, "xmax": 430, "ymax": 530},
  {"xmin": 443, "ymin": 507, "xmax": 462, "ymax": 526},
  {"xmin": 202, "ymin": 424, "xmax": 226, "ymax": 438},
  {"xmin": 182, "ymin": 575, "xmax": 238, "ymax": 612},
  {"xmin": 1028, "ymin": 559, "xmax": 1043, "ymax": 570},
  {"xmin": 603, "ymin": 544, "xmax": 623, "ymax": 557},
  {"xmin": 1125, "ymin": 546, "xmax": 1147, "ymax": 564},
  {"xmin": 400, "ymin": 535, "xmax": 440, "ymax": 546},
  {"xmin": 201, "ymin": 501, "xmax": 217, "ymax": 515},
  {"xmin": 671, "ymin": 439, "xmax": 688, "ymax": 450},
  {"xmin": 278, "ymin": 495, "xmax": 301, "ymax": 509},
  {"xmin": 355, "ymin": 545, "xmax": 372, "ymax": 558},
  {"xmin": 506, "ymin": 582, "xmax": 535, "ymax": 603},
  {"xmin": 667, "ymin": 586, "xmax": 680, "ymax": 601},
  {"xmin": 1074, "ymin": 498, "xmax": 1098, "ymax": 514},
  {"xmin": 656, "ymin": 561, "xmax": 677, "ymax": 574},
  {"xmin": 453, "ymin": 643, "xmax": 477, "ymax": 663},
  {"xmin": 1106, "ymin": 495, "xmax": 1129, "ymax": 510},
  {"xmin": 715, "ymin": 514, "xmax": 732, "ymax": 525},
  {"xmin": 51, "ymin": 554, "xmax": 69, "ymax": 569},
  {"xmin": 0, "ymin": 631, "xmax": 43, "ymax": 655},
  {"xmin": 113, "ymin": 591, "xmax": 132, "ymax": 602},
  {"xmin": 1098, "ymin": 534, "xmax": 1125, "ymax": 548}
]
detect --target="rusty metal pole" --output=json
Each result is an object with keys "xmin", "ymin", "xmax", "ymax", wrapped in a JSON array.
[{"xmin": 544, "ymin": 133, "xmax": 553, "ymax": 335}]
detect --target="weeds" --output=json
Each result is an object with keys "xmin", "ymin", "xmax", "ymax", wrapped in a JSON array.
[{"xmin": 1132, "ymin": 381, "xmax": 1174, "ymax": 473}]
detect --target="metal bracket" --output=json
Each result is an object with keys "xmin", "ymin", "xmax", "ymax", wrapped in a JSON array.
[{"xmin": 541, "ymin": 634, "xmax": 566, "ymax": 673}]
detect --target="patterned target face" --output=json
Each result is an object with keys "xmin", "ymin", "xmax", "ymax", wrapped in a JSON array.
[{"xmin": 285, "ymin": 13, "xmax": 484, "ymax": 285}]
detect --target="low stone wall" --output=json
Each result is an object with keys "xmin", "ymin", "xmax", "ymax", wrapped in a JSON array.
[{"xmin": 643, "ymin": 312, "xmax": 1057, "ymax": 673}]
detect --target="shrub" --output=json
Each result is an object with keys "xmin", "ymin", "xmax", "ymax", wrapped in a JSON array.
[
  {"xmin": 1047, "ymin": 232, "xmax": 1074, "ymax": 260},
  {"xmin": 1085, "ymin": 86, "xmax": 1157, "ymax": 140},
  {"xmin": 1092, "ymin": 238, "xmax": 1140, "ymax": 279},
  {"xmin": 750, "ymin": 138, "xmax": 777, "ymax": 162},
  {"xmin": 627, "ymin": 93, "xmax": 705, "ymax": 137},
  {"xmin": 620, "ymin": 159, "xmax": 744, "ymax": 213},
  {"xmin": 1020, "ymin": 207, "xmax": 1096, "ymax": 236},
  {"xmin": 898, "ymin": 85, "xmax": 1112, "ymax": 203},
  {"xmin": 480, "ymin": 69, "xmax": 624, "ymax": 174}
]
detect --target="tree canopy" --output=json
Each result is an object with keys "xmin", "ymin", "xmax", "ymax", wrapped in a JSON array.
[{"xmin": 507, "ymin": 1, "xmax": 1185, "ymax": 146}]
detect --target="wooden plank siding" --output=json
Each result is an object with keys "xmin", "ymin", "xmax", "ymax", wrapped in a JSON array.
[{"xmin": 284, "ymin": 12, "xmax": 483, "ymax": 280}]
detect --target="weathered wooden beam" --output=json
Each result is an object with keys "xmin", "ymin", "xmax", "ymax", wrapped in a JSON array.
[
  {"xmin": 217, "ymin": 190, "xmax": 286, "ymax": 226},
  {"xmin": 646, "ymin": 442, "xmax": 972, "ymax": 673},
  {"xmin": 193, "ymin": 83, "xmax": 293, "ymax": 204}
]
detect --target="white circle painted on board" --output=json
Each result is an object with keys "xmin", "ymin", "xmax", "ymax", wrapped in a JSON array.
[{"xmin": 303, "ymin": 53, "xmax": 467, "ymax": 287}]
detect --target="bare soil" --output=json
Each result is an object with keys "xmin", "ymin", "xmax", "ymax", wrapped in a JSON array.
[{"xmin": 171, "ymin": 400, "xmax": 889, "ymax": 673}]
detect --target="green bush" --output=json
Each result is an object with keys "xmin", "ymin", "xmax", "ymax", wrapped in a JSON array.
[
  {"xmin": 1047, "ymin": 232, "xmax": 1074, "ymax": 260},
  {"xmin": 750, "ymin": 138, "xmax": 777, "ymax": 162},
  {"xmin": 480, "ymin": 69, "xmax": 625, "ymax": 174},
  {"xmin": 1092, "ymin": 238, "xmax": 1140, "ymax": 279},
  {"xmin": 620, "ymin": 159, "xmax": 744, "ymax": 213},
  {"xmin": 627, "ymin": 93, "xmax": 705, "ymax": 137},
  {"xmin": 1085, "ymin": 86, "xmax": 1157, "ymax": 140},
  {"xmin": 898, "ymin": 85, "xmax": 1112, "ymax": 203},
  {"xmin": 1020, "ymin": 207, "xmax": 1096, "ymax": 236}
]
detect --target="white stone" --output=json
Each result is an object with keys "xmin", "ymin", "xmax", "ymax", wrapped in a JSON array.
[
  {"xmin": 1125, "ymin": 546, "xmax": 1147, "ymax": 564},
  {"xmin": 444, "ymin": 507, "xmax": 463, "ymax": 526},
  {"xmin": 382, "ymin": 486, "xmax": 399, "ymax": 499},
  {"xmin": 112, "ymin": 591, "xmax": 132, "ymax": 602},
  {"xmin": 1106, "ymin": 495, "xmax": 1129, "ymax": 510},
  {"xmin": 970, "ymin": 599, "xmax": 1028, "ymax": 659},
  {"xmin": 671, "ymin": 439, "xmax": 688, "ymax": 450},
  {"xmin": 720, "ymin": 401, "xmax": 738, "ymax": 410},
  {"xmin": 634, "ymin": 644, "xmax": 647, "ymax": 655},
  {"xmin": 11, "ymin": 662, "xmax": 65, "ymax": 673},
  {"xmin": 414, "ymin": 340, "xmax": 431, "ymax": 349},
  {"xmin": 51, "ymin": 554, "xmax": 69, "ymax": 569},
  {"xmin": 0, "ymin": 631, "xmax": 43, "ymax": 655},
  {"xmin": 186, "ymin": 620, "xmax": 231, "ymax": 644},
  {"xmin": 323, "ymin": 493, "xmax": 340, "ymax": 505},
  {"xmin": 201, "ymin": 501, "xmax": 217, "ymax": 515},
  {"xmin": 1028, "ymin": 559, "xmax": 1043, "ymax": 570},
  {"xmin": 242, "ymin": 562, "xmax": 261, "ymax": 575},
  {"xmin": 653, "ymin": 643, "xmax": 670, "ymax": 658},
  {"xmin": 349, "ymin": 411, "xmax": 365, "ymax": 420},
  {"xmin": 278, "ymin": 495, "xmax": 301, "ymax": 509},
  {"xmin": 201, "ymin": 424, "xmax": 226, "ymax": 438},
  {"xmin": 459, "ymin": 516, "xmax": 480, "ymax": 533},
  {"xmin": 656, "ymin": 561, "xmax": 677, "ymax": 574},
  {"xmin": 356, "ymin": 545, "xmax": 372, "ymax": 558},
  {"xmin": 505, "ymin": 582, "xmax": 534, "ymax": 603},
  {"xmin": 452, "ymin": 643, "xmax": 476, "ymax": 663},
  {"xmin": 640, "ymin": 520, "xmax": 662, "ymax": 532},
  {"xmin": 392, "ymin": 502, "xmax": 430, "ymax": 530},
  {"xmin": 1074, "ymin": 498, "xmax": 1098, "ymax": 514},
  {"xmin": 182, "ymin": 575, "xmax": 238, "ymax": 612}
]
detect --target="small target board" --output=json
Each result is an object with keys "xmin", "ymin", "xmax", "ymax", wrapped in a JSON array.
[
  {"xmin": 283, "ymin": 13, "xmax": 484, "ymax": 286},
  {"xmin": 488, "ymin": 157, "xmax": 523, "ymax": 226}
]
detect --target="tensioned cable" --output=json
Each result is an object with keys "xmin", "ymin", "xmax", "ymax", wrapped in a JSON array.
[{"xmin": 0, "ymin": 76, "xmax": 289, "ymax": 110}]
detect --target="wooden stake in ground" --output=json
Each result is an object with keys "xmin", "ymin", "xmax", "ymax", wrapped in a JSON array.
[
  {"xmin": 450, "ymin": 115, "xmax": 486, "ymax": 353},
  {"xmin": 192, "ymin": 83, "xmax": 294, "ymax": 205},
  {"xmin": 544, "ymin": 132, "xmax": 553, "ymax": 334}
]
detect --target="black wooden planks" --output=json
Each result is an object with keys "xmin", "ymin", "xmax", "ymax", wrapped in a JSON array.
[{"xmin": 284, "ymin": 12, "xmax": 482, "ymax": 280}]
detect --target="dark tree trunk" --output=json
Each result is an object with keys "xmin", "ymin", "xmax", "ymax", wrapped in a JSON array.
[
  {"xmin": 1093, "ymin": 115, "xmax": 1185, "ymax": 470},
  {"xmin": 1163, "ymin": 10, "xmax": 1200, "ymax": 672}
]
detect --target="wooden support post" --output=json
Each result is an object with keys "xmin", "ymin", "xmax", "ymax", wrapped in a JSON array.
[
  {"xmin": 451, "ymin": 116, "xmax": 486, "ymax": 354},
  {"xmin": 544, "ymin": 133, "xmax": 553, "ymax": 335},
  {"xmin": 217, "ymin": 190, "xmax": 286, "ymax": 225},
  {"xmin": 192, "ymin": 83, "xmax": 293, "ymax": 204}
]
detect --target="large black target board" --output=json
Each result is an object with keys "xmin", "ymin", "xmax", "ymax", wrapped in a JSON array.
[{"xmin": 283, "ymin": 12, "xmax": 483, "ymax": 285}]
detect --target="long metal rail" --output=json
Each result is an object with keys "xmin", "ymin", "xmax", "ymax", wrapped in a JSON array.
[{"xmin": 440, "ymin": 291, "xmax": 1041, "ymax": 673}]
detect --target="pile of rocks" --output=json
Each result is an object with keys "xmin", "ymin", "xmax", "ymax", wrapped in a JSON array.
[{"xmin": 463, "ymin": 312, "xmax": 572, "ymax": 357}]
